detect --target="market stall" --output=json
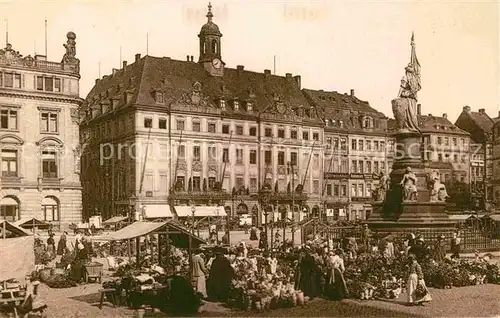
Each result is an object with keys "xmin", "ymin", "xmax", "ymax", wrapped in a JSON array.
[
  {"xmin": 13, "ymin": 218, "xmax": 50, "ymax": 231},
  {"xmin": 102, "ymin": 216, "xmax": 130, "ymax": 232}
]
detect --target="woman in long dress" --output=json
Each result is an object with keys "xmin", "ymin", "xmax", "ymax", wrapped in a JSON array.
[
  {"xmin": 406, "ymin": 254, "xmax": 432, "ymax": 305},
  {"xmin": 325, "ymin": 249, "xmax": 348, "ymax": 300}
]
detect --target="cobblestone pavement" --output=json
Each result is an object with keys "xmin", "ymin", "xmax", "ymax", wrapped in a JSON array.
[{"xmin": 346, "ymin": 283, "xmax": 500, "ymax": 317}]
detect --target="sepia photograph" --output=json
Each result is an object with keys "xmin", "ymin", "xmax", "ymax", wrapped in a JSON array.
[{"xmin": 0, "ymin": 0, "xmax": 499, "ymax": 317}]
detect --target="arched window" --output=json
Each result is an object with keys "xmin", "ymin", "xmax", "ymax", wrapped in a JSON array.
[
  {"xmin": 0, "ymin": 196, "xmax": 19, "ymax": 221},
  {"xmin": 203, "ymin": 41, "xmax": 207, "ymax": 55},
  {"xmin": 211, "ymin": 40, "xmax": 218, "ymax": 54},
  {"xmin": 42, "ymin": 196, "xmax": 59, "ymax": 222}
]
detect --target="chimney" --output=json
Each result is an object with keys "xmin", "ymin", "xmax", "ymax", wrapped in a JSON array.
[
  {"xmin": 286, "ymin": 73, "xmax": 292, "ymax": 79},
  {"xmin": 237, "ymin": 65, "xmax": 244, "ymax": 75},
  {"xmin": 112, "ymin": 68, "xmax": 118, "ymax": 75},
  {"xmin": 135, "ymin": 53, "xmax": 141, "ymax": 62},
  {"xmin": 95, "ymin": 79, "xmax": 100, "ymax": 84},
  {"xmin": 293, "ymin": 75, "xmax": 301, "ymax": 89},
  {"xmin": 428, "ymin": 113, "xmax": 432, "ymax": 116},
  {"xmin": 122, "ymin": 61, "xmax": 127, "ymax": 69},
  {"xmin": 186, "ymin": 55, "xmax": 190, "ymax": 61},
  {"xmin": 498, "ymin": 110, "xmax": 500, "ymax": 118},
  {"xmin": 350, "ymin": 89, "xmax": 355, "ymax": 97},
  {"xmin": 190, "ymin": 55, "xmax": 194, "ymax": 62},
  {"xmin": 417, "ymin": 104, "xmax": 421, "ymax": 115},
  {"xmin": 443, "ymin": 113, "xmax": 447, "ymax": 119},
  {"xmin": 479, "ymin": 108, "xmax": 485, "ymax": 113},
  {"xmin": 264, "ymin": 69, "xmax": 271, "ymax": 76},
  {"xmin": 463, "ymin": 105, "xmax": 471, "ymax": 112}
]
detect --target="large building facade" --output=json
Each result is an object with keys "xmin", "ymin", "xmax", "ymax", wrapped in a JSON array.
[
  {"xmin": 80, "ymin": 7, "xmax": 321, "ymax": 223},
  {"xmin": 0, "ymin": 33, "xmax": 83, "ymax": 226}
]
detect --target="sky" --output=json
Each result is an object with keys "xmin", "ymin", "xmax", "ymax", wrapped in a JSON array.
[{"xmin": 0, "ymin": 0, "xmax": 498, "ymax": 122}]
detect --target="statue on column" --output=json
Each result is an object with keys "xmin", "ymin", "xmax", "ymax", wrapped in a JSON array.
[
  {"xmin": 392, "ymin": 33, "xmax": 421, "ymax": 133},
  {"xmin": 400, "ymin": 167, "xmax": 418, "ymax": 201}
]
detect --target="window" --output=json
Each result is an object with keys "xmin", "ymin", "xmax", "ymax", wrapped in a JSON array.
[
  {"xmin": 250, "ymin": 177, "xmax": 257, "ymax": 191},
  {"xmin": 359, "ymin": 160, "xmax": 364, "ymax": 173},
  {"xmin": 176, "ymin": 119, "xmax": 185, "ymax": 131},
  {"xmin": 233, "ymin": 100, "xmax": 239, "ymax": 111},
  {"xmin": 222, "ymin": 124, "xmax": 230, "ymax": 134},
  {"xmin": 340, "ymin": 159, "xmax": 348, "ymax": 173},
  {"xmin": 366, "ymin": 140, "xmax": 371, "ymax": 151},
  {"xmin": 302, "ymin": 131, "xmax": 309, "ymax": 140},
  {"xmin": 264, "ymin": 150, "xmax": 272, "ymax": 165},
  {"xmin": 1, "ymin": 149, "xmax": 18, "ymax": 177},
  {"xmin": 352, "ymin": 184, "xmax": 357, "ymax": 197},
  {"xmin": 340, "ymin": 138, "xmax": 347, "ymax": 150},
  {"xmin": 159, "ymin": 118, "xmax": 167, "ymax": 129},
  {"xmin": 223, "ymin": 148, "xmax": 229, "ymax": 163},
  {"xmin": 192, "ymin": 121, "xmax": 201, "ymax": 132},
  {"xmin": 40, "ymin": 112, "xmax": 58, "ymax": 133},
  {"xmin": 278, "ymin": 151, "xmax": 285, "ymax": 165},
  {"xmin": 313, "ymin": 180, "xmax": 320, "ymax": 194},
  {"xmin": 220, "ymin": 99, "xmax": 226, "ymax": 110},
  {"xmin": 236, "ymin": 177, "xmax": 244, "ymax": 189},
  {"xmin": 374, "ymin": 161, "xmax": 379, "ymax": 174},
  {"xmin": 367, "ymin": 184, "xmax": 372, "ymax": 197},
  {"xmin": 144, "ymin": 117, "xmax": 153, "ymax": 128},
  {"xmin": 313, "ymin": 132, "xmax": 319, "ymax": 141},
  {"xmin": 0, "ymin": 108, "xmax": 17, "ymax": 130},
  {"xmin": 366, "ymin": 161, "xmax": 372, "ymax": 173},
  {"xmin": 453, "ymin": 154, "xmax": 458, "ymax": 162},
  {"xmin": 326, "ymin": 137, "xmax": 332, "ymax": 150},
  {"xmin": 208, "ymin": 177, "xmax": 216, "ymax": 189},
  {"xmin": 334, "ymin": 184, "xmax": 339, "ymax": 196},
  {"xmin": 452, "ymin": 138, "xmax": 457, "ymax": 146},
  {"xmin": 236, "ymin": 148, "xmax": 243, "ymax": 164},
  {"xmin": 2, "ymin": 72, "xmax": 21, "ymax": 88},
  {"xmin": 380, "ymin": 141, "xmax": 385, "ymax": 152},
  {"xmin": 437, "ymin": 137, "xmax": 442, "ymax": 145},
  {"xmin": 249, "ymin": 126, "xmax": 257, "ymax": 136},
  {"xmin": 359, "ymin": 184, "xmax": 364, "ymax": 197},
  {"xmin": 358, "ymin": 140, "xmax": 364, "ymax": 151},
  {"xmin": 351, "ymin": 160, "xmax": 357, "ymax": 173},
  {"xmin": 444, "ymin": 137, "xmax": 449, "ymax": 146},
  {"xmin": 291, "ymin": 130, "xmax": 298, "ymax": 139},
  {"xmin": 278, "ymin": 128, "xmax": 285, "ymax": 138},
  {"xmin": 341, "ymin": 185, "xmax": 347, "ymax": 196},
  {"xmin": 326, "ymin": 184, "xmax": 332, "ymax": 196},
  {"xmin": 247, "ymin": 102, "xmax": 253, "ymax": 112},
  {"xmin": 249, "ymin": 150, "xmax": 257, "ymax": 164},
  {"xmin": 36, "ymin": 76, "xmax": 60, "ymax": 92},
  {"xmin": 155, "ymin": 91, "xmax": 164, "ymax": 104},
  {"xmin": 236, "ymin": 125, "xmax": 243, "ymax": 135},
  {"xmin": 177, "ymin": 145, "xmax": 185, "ymax": 158},
  {"xmin": 42, "ymin": 151, "xmax": 58, "ymax": 179},
  {"xmin": 438, "ymin": 154, "xmax": 443, "ymax": 161},
  {"xmin": 208, "ymin": 122, "xmax": 216, "ymax": 133},
  {"xmin": 192, "ymin": 176, "xmax": 201, "ymax": 191},
  {"xmin": 176, "ymin": 176, "xmax": 185, "ymax": 190},
  {"xmin": 207, "ymin": 146, "xmax": 216, "ymax": 162},
  {"xmin": 193, "ymin": 146, "xmax": 201, "ymax": 161},
  {"xmin": 290, "ymin": 152, "xmax": 298, "ymax": 165},
  {"xmin": 351, "ymin": 139, "xmax": 357, "ymax": 150},
  {"xmin": 374, "ymin": 141, "xmax": 379, "ymax": 151},
  {"xmin": 43, "ymin": 203, "xmax": 59, "ymax": 221},
  {"xmin": 265, "ymin": 127, "xmax": 272, "ymax": 137}
]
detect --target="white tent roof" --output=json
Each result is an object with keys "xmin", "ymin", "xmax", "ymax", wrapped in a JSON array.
[
  {"xmin": 174, "ymin": 206, "xmax": 226, "ymax": 217},
  {"xmin": 143, "ymin": 204, "xmax": 173, "ymax": 219}
]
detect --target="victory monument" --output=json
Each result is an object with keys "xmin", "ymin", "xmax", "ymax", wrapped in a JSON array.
[{"xmin": 368, "ymin": 34, "xmax": 455, "ymax": 231}]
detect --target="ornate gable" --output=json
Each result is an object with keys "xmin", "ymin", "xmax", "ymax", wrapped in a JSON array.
[{"xmin": 176, "ymin": 81, "xmax": 211, "ymax": 107}]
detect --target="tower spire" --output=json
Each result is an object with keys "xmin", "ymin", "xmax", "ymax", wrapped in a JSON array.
[{"xmin": 207, "ymin": 2, "xmax": 213, "ymax": 22}]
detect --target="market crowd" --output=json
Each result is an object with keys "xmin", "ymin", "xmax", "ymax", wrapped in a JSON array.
[{"xmin": 186, "ymin": 225, "xmax": 476, "ymax": 309}]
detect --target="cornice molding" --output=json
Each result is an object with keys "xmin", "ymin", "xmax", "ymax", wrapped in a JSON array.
[{"xmin": 0, "ymin": 90, "xmax": 83, "ymax": 105}]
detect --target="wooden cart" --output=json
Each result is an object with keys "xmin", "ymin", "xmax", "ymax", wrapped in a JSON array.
[{"xmin": 84, "ymin": 262, "xmax": 103, "ymax": 283}]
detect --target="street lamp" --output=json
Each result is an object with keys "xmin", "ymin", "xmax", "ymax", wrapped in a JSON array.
[{"xmin": 191, "ymin": 205, "xmax": 196, "ymax": 234}]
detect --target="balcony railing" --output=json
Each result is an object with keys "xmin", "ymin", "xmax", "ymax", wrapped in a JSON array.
[{"xmin": 168, "ymin": 190, "xmax": 231, "ymax": 201}]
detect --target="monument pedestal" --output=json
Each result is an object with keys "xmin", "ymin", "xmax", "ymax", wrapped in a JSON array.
[{"xmin": 367, "ymin": 129, "xmax": 455, "ymax": 232}]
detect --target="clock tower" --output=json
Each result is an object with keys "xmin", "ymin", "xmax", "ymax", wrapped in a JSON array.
[{"xmin": 198, "ymin": 2, "xmax": 224, "ymax": 76}]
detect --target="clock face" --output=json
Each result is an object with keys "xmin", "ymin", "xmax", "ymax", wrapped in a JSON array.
[{"xmin": 212, "ymin": 58, "xmax": 222, "ymax": 69}]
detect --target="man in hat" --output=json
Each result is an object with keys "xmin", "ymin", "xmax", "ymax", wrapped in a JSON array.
[
  {"xmin": 432, "ymin": 235, "xmax": 446, "ymax": 263},
  {"xmin": 450, "ymin": 232, "xmax": 461, "ymax": 259},
  {"xmin": 191, "ymin": 248, "xmax": 207, "ymax": 298},
  {"xmin": 408, "ymin": 236, "xmax": 426, "ymax": 262}
]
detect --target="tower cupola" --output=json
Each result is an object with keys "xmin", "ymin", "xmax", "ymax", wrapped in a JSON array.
[{"xmin": 198, "ymin": 2, "xmax": 223, "ymax": 63}]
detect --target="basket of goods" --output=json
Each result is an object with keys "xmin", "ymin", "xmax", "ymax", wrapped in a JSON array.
[{"xmin": 84, "ymin": 262, "xmax": 103, "ymax": 283}]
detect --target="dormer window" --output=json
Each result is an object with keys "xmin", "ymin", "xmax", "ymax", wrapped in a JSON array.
[
  {"xmin": 220, "ymin": 99, "xmax": 226, "ymax": 110},
  {"xmin": 339, "ymin": 120, "xmax": 344, "ymax": 128},
  {"xmin": 234, "ymin": 100, "xmax": 239, "ymax": 111},
  {"xmin": 247, "ymin": 102, "xmax": 253, "ymax": 111},
  {"xmin": 154, "ymin": 91, "xmax": 164, "ymax": 104}
]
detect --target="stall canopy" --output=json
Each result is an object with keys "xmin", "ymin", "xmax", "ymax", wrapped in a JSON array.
[
  {"xmin": 174, "ymin": 206, "xmax": 226, "ymax": 217},
  {"xmin": 0, "ymin": 221, "xmax": 34, "ymax": 282},
  {"xmin": 449, "ymin": 214, "xmax": 473, "ymax": 221},
  {"xmin": 13, "ymin": 218, "xmax": 50, "ymax": 229},
  {"xmin": 143, "ymin": 204, "xmax": 173, "ymax": 219},
  {"xmin": 102, "ymin": 216, "xmax": 129, "ymax": 225},
  {"xmin": 0, "ymin": 220, "xmax": 32, "ymax": 238},
  {"xmin": 483, "ymin": 214, "xmax": 500, "ymax": 222},
  {"xmin": 92, "ymin": 220, "xmax": 206, "ymax": 248}
]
